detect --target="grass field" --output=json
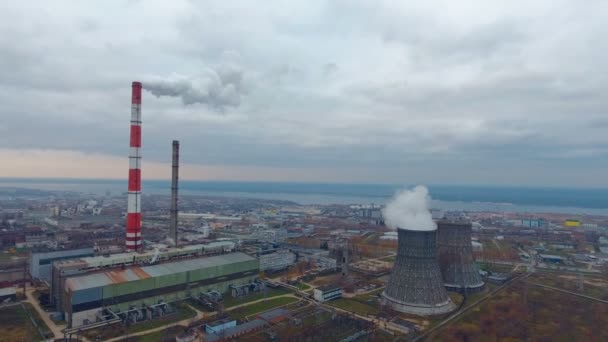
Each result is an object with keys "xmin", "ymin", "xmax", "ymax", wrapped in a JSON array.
[
  {"xmin": 528, "ymin": 272, "xmax": 608, "ymax": 300},
  {"xmin": 124, "ymin": 325, "xmax": 188, "ymax": 342},
  {"xmin": 223, "ymin": 287, "xmax": 292, "ymax": 308},
  {"xmin": 0, "ymin": 252, "xmax": 15, "ymax": 263},
  {"xmin": 228, "ymin": 297, "xmax": 299, "ymax": 320},
  {"xmin": 21, "ymin": 302, "xmax": 53, "ymax": 338},
  {"xmin": 379, "ymin": 255, "xmax": 396, "ymax": 262},
  {"xmin": 0, "ymin": 304, "xmax": 45, "ymax": 342},
  {"xmin": 328, "ymin": 298, "xmax": 380, "ymax": 316},
  {"xmin": 296, "ymin": 283, "xmax": 311, "ymax": 291},
  {"xmin": 354, "ymin": 288, "xmax": 384, "ymax": 301}
]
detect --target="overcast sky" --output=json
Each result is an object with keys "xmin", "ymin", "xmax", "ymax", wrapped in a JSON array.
[{"xmin": 1, "ymin": 0, "xmax": 607, "ymax": 186}]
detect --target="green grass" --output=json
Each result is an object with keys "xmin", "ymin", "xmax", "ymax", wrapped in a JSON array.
[
  {"xmin": 302, "ymin": 310, "xmax": 332, "ymax": 326},
  {"xmin": 461, "ymin": 285, "xmax": 492, "ymax": 305},
  {"xmin": 229, "ymin": 297, "xmax": 299, "ymax": 320},
  {"xmin": 132, "ymin": 325, "xmax": 187, "ymax": 342},
  {"xmin": 21, "ymin": 303, "xmax": 53, "ymax": 338},
  {"xmin": 0, "ymin": 304, "xmax": 44, "ymax": 342},
  {"xmin": 448, "ymin": 292, "xmax": 464, "ymax": 306},
  {"xmin": 354, "ymin": 288, "xmax": 384, "ymax": 301},
  {"xmin": 379, "ymin": 255, "xmax": 396, "ymax": 262},
  {"xmin": 296, "ymin": 283, "xmax": 311, "ymax": 291},
  {"xmin": 223, "ymin": 287, "xmax": 292, "ymax": 308},
  {"xmin": 478, "ymin": 262, "xmax": 514, "ymax": 274},
  {"xmin": 328, "ymin": 298, "xmax": 380, "ymax": 316},
  {"xmin": 0, "ymin": 252, "xmax": 16, "ymax": 263},
  {"xmin": 134, "ymin": 330, "xmax": 164, "ymax": 342}
]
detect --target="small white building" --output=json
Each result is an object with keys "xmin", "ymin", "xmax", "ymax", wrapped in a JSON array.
[
  {"xmin": 313, "ymin": 285, "xmax": 342, "ymax": 302},
  {"xmin": 472, "ymin": 241, "xmax": 483, "ymax": 252}
]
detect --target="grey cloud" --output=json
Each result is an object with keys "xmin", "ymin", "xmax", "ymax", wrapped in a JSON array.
[
  {"xmin": 143, "ymin": 63, "xmax": 249, "ymax": 111},
  {"xmin": 1, "ymin": 1, "xmax": 608, "ymax": 186},
  {"xmin": 323, "ymin": 63, "xmax": 338, "ymax": 76}
]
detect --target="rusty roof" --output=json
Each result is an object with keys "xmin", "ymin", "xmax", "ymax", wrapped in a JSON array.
[{"xmin": 65, "ymin": 252, "xmax": 256, "ymax": 292}]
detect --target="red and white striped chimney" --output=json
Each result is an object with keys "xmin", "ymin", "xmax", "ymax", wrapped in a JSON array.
[{"xmin": 126, "ymin": 81, "xmax": 142, "ymax": 251}]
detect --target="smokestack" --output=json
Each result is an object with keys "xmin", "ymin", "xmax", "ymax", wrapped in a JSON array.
[
  {"xmin": 169, "ymin": 140, "xmax": 179, "ymax": 245},
  {"xmin": 126, "ymin": 81, "xmax": 143, "ymax": 251},
  {"xmin": 382, "ymin": 229, "xmax": 455, "ymax": 315},
  {"xmin": 437, "ymin": 220, "xmax": 485, "ymax": 293}
]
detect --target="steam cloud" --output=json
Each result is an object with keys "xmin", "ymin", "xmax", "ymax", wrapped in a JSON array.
[
  {"xmin": 382, "ymin": 185, "xmax": 436, "ymax": 231},
  {"xmin": 143, "ymin": 64, "xmax": 248, "ymax": 111}
]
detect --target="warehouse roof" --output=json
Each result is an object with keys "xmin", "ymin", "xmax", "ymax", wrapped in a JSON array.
[
  {"xmin": 65, "ymin": 252, "xmax": 256, "ymax": 292},
  {"xmin": 55, "ymin": 241, "xmax": 234, "ymax": 269}
]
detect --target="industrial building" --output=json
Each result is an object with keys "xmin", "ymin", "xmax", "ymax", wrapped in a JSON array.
[
  {"xmin": 51, "ymin": 241, "xmax": 235, "ymax": 312},
  {"xmin": 258, "ymin": 249, "xmax": 296, "ymax": 272},
  {"xmin": 437, "ymin": 220, "xmax": 485, "ymax": 293},
  {"xmin": 313, "ymin": 285, "xmax": 342, "ymax": 302},
  {"xmin": 539, "ymin": 254, "xmax": 566, "ymax": 264},
  {"xmin": 60, "ymin": 252, "xmax": 258, "ymax": 328},
  {"xmin": 0, "ymin": 286, "xmax": 17, "ymax": 302},
  {"xmin": 383, "ymin": 228, "xmax": 455, "ymax": 315},
  {"xmin": 29, "ymin": 247, "xmax": 94, "ymax": 282}
]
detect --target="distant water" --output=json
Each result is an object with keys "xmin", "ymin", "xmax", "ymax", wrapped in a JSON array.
[{"xmin": 1, "ymin": 178, "xmax": 607, "ymax": 215}]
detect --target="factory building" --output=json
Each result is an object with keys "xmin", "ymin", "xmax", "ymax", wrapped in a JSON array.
[
  {"xmin": 259, "ymin": 249, "xmax": 296, "ymax": 272},
  {"xmin": 313, "ymin": 285, "xmax": 342, "ymax": 302},
  {"xmin": 51, "ymin": 241, "xmax": 235, "ymax": 311},
  {"xmin": 61, "ymin": 252, "xmax": 258, "ymax": 328},
  {"xmin": 30, "ymin": 248, "xmax": 95, "ymax": 283}
]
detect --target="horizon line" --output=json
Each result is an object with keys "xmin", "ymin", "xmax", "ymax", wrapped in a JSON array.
[{"xmin": 0, "ymin": 177, "xmax": 607, "ymax": 190}]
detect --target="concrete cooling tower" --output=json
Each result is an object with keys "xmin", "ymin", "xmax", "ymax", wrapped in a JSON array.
[
  {"xmin": 437, "ymin": 220, "xmax": 485, "ymax": 293},
  {"xmin": 382, "ymin": 229, "xmax": 456, "ymax": 315}
]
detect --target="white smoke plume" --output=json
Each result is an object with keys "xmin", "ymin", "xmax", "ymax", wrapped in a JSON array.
[
  {"xmin": 143, "ymin": 63, "xmax": 248, "ymax": 112},
  {"xmin": 382, "ymin": 185, "xmax": 436, "ymax": 231}
]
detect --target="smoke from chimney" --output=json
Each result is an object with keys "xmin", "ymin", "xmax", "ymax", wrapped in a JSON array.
[
  {"xmin": 382, "ymin": 185, "xmax": 436, "ymax": 231},
  {"xmin": 143, "ymin": 64, "xmax": 248, "ymax": 111}
]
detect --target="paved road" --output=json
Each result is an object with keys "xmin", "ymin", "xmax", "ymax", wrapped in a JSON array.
[
  {"xmin": 106, "ymin": 294, "xmax": 302, "ymax": 342},
  {"xmin": 23, "ymin": 288, "xmax": 66, "ymax": 340}
]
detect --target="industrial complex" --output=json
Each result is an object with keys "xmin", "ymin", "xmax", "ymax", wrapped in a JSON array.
[
  {"xmin": 437, "ymin": 220, "xmax": 485, "ymax": 293},
  {"xmin": 1, "ymin": 81, "xmax": 607, "ymax": 342},
  {"xmin": 63, "ymin": 252, "xmax": 258, "ymax": 328},
  {"xmin": 382, "ymin": 228, "xmax": 456, "ymax": 315}
]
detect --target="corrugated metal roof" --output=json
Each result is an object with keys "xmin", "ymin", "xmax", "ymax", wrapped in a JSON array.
[
  {"xmin": 258, "ymin": 308, "xmax": 289, "ymax": 321},
  {"xmin": 65, "ymin": 252, "xmax": 256, "ymax": 292},
  {"xmin": 56, "ymin": 241, "xmax": 234, "ymax": 268},
  {"xmin": 0, "ymin": 287, "xmax": 16, "ymax": 296}
]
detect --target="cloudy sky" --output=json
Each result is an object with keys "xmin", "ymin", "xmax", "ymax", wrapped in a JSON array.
[{"xmin": 1, "ymin": 0, "xmax": 607, "ymax": 186}]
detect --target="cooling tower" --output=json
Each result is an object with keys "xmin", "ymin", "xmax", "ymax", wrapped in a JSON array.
[
  {"xmin": 382, "ymin": 229, "xmax": 455, "ymax": 315},
  {"xmin": 437, "ymin": 220, "xmax": 485, "ymax": 293}
]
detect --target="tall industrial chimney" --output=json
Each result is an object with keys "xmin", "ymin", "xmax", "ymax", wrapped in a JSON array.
[
  {"xmin": 437, "ymin": 220, "xmax": 485, "ymax": 293},
  {"xmin": 382, "ymin": 229, "xmax": 455, "ymax": 315},
  {"xmin": 126, "ymin": 81, "xmax": 142, "ymax": 251},
  {"xmin": 169, "ymin": 140, "xmax": 179, "ymax": 245}
]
